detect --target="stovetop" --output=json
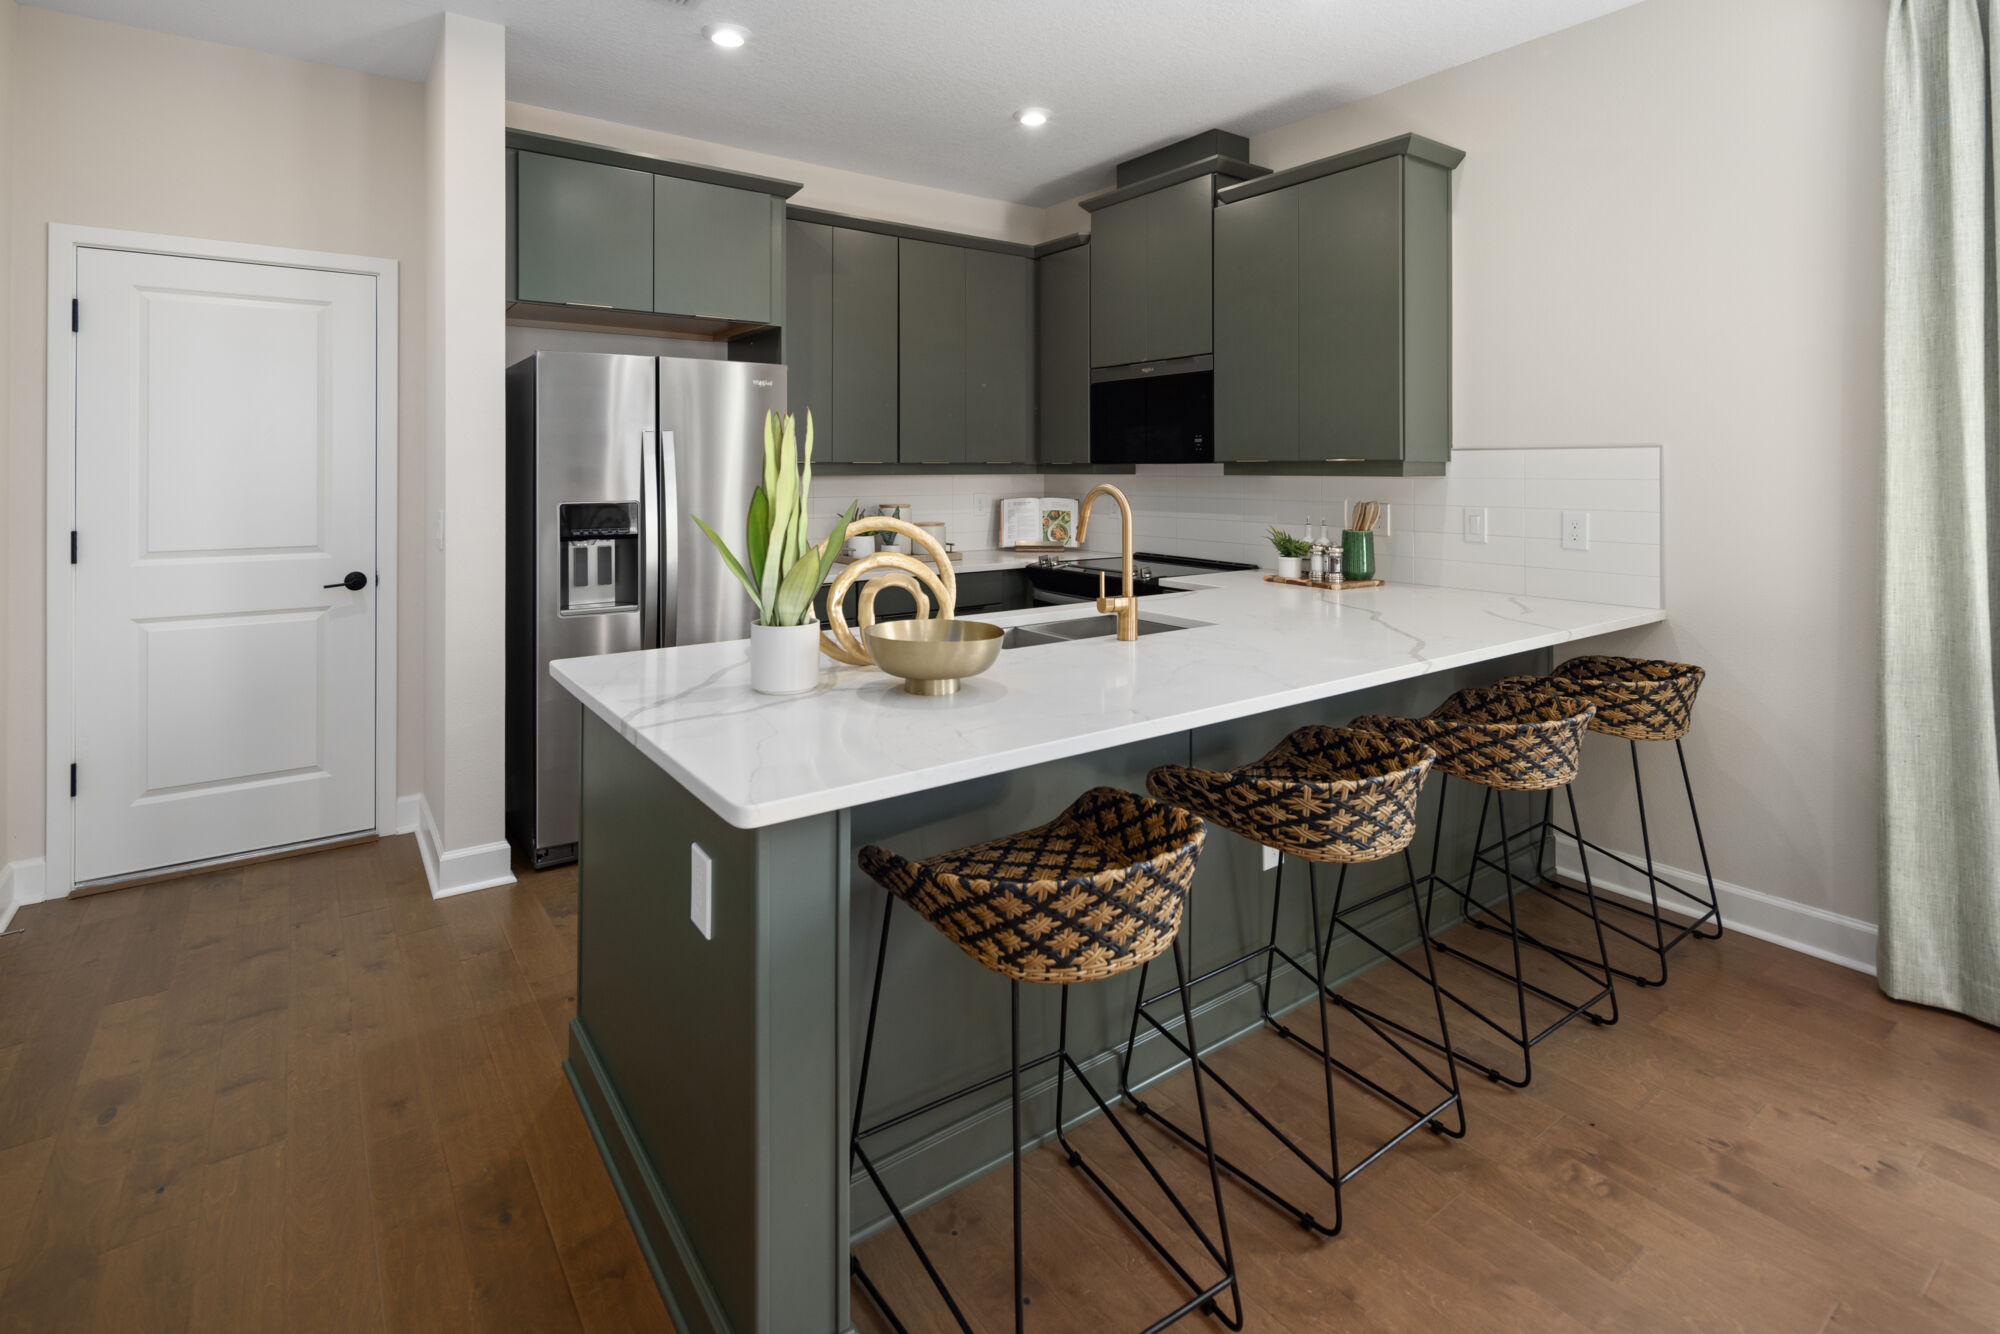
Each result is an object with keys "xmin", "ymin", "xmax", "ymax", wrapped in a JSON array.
[{"xmin": 1024, "ymin": 550, "xmax": 1258, "ymax": 597}]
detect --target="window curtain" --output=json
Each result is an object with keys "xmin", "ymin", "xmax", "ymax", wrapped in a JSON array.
[{"xmin": 1881, "ymin": 0, "xmax": 2000, "ymax": 1025}]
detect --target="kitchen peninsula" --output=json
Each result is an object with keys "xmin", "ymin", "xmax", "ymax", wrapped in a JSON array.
[{"xmin": 552, "ymin": 571, "xmax": 1661, "ymax": 1334}]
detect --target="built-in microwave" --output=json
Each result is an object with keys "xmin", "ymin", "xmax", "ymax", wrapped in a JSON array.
[{"xmin": 1089, "ymin": 355, "xmax": 1213, "ymax": 465}]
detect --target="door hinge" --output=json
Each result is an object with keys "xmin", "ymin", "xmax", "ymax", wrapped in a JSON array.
[
  {"xmin": 71, "ymin": 299, "xmax": 79, "ymax": 334},
  {"xmin": 69, "ymin": 764, "xmax": 77, "ymax": 798},
  {"xmin": 70, "ymin": 531, "xmax": 78, "ymax": 565}
]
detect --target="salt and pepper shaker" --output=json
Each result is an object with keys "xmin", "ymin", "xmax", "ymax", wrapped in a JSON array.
[{"xmin": 1306, "ymin": 518, "xmax": 1328, "ymax": 581}]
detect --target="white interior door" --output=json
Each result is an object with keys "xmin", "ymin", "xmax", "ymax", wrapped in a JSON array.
[{"xmin": 71, "ymin": 247, "xmax": 379, "ymax": 884}]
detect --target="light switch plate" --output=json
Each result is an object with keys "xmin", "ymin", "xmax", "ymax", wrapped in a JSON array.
[
  {"xmin": 1464, "ymin": 508, "xmax": 1489, "ymax": 544},
  {"xmin": 690, "ymin": 843, "xmax": 714, "ymax": 940},
  {"xmin": 1262, "ymin": 845, "xmax": 1281, "ymax": 872},
  {"xmin": 1562, "ymin": 511, "xmax": 1591, "ymax": 551}
]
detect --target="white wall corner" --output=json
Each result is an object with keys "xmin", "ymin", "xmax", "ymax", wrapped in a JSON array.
[
  {"xmin": 396, "ymin": 793, "xmax": 424, "ymax": 835},
  {"xmin": 410, "ymin": 793, "xmax": 514, "ymax": 900},
  {"xmin": 0, "ymin": 858, "xmax": 51, "ymax": 935},
  {"xmin": 1553, "ymin": 843, "xmax": 1878, "ymax": 976}
]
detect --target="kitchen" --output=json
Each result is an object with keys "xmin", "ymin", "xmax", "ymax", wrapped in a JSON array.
[{"xmin": 0, "ymin": 2, "xmax": 1989, "ymax": 1333}]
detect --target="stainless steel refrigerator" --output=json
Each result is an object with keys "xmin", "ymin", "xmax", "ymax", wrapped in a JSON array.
[{"xmin": 506, "ymin": 352, "xmax": 787, "ymax": 868}]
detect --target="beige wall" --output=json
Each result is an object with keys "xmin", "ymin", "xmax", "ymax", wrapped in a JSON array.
[
  {"xmin": 508, "ymin": 103, "xmax": 1046, "ymax": 245},
  {"xmin": 6, "ymin": 8, "xmax": 429, "ymax": 865},
  {"xmin": 1208, "ymin": 0, "xmax": 1886, "ymax": 928},
  {"xmin": 0, "ymin": 0, "xmax": 13, "ymax": 868}
]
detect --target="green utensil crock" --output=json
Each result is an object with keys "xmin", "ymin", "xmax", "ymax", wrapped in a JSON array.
[{"xmin": 1342, "ymin": 529, "xmax": 1375, "ymax": 582}]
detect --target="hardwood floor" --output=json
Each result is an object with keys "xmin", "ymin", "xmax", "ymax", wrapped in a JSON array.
[
  {"xmin": 1, "ymin": 835, "xmax": 1995, "ymax": 1333},
  {"xmin": 0, "ymin": 835, "xmax": 669, "ymax": 1334}
]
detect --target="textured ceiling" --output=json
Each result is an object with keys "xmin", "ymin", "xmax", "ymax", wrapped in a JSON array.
[{"xmin": 28, "ymin": 0, "xmax": 1644, "ymax": 206}]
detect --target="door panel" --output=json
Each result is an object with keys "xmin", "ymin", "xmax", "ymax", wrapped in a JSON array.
[
  {"xmin": 897, "ymin": 239, "xmax": 966, "ymax": 463},
  {"xmin": 1215, "ymin": 188, "xmax": 1299, "ymax": 461},
  {"xmin": 1035, "ymin": 245, "xmax": 1090, "ymax": 465},
  {"xmin": 831, "ymin": 228, "xmax": 898, "ymax": 463},
  {"xmin": 1300, "ymin": 157, "xmax": 1404, "ymax": 461},
  {"xmin": 964, "ymin": 250, "xmax": 1032, "ymax": 465},
  {"xmin": 654, "ymin": 176, "xmax": 775, "ymax": 322},
  {"xmin": 1088, "ymin": 196, "xmax": 1148, "ymax": 368},
  {"xmin": 1147, "ymin": 175, "xmax": 1217, "ymax": 361},
  {"xmin": 73, "ymin": 248, "xmax": 378, "ymax": 883},
  {"xmin": 784, "ymin": 221, "xmax": 835, "ymax": 461},
  {"xmin": 516, "ymin": 151, "xmax": 654, "ymax": 311}
]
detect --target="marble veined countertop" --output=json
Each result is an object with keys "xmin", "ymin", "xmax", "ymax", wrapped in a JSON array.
[
  {"xmin": 825, "ymin": 547, "xmax": 1031, "ymax": 580},
  {"xmin": 552, "ymin": 572, "xmax": 1663, "ymax": 829}
]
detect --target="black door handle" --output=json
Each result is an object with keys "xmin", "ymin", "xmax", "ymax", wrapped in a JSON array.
[{"xmin": 324, "ymin": 571, "xmax": 368, "ymax": 591}]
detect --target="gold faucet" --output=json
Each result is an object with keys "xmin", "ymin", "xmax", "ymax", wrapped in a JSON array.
[{"xmin": 1075, "ymin": 484, "xmax": 1139, "ymax": 641}]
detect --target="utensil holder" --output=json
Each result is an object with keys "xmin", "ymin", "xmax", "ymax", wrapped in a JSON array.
[{"xmin": 1342, "ymin": 529, "xmax": 1375, "ymax": 582}]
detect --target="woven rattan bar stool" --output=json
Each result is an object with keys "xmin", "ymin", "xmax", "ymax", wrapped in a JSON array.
[
  {"xmin": 849, "ymin": 787, "xmax": 1241, "ymax": 1333},
  {"xmin": 1492, "ymin": 657, "xmax": 1721, "ymax": 986},
  {"xmin": 1117, "ymin": 726, "xmax": 1465, "ymax": 1238},
  {"xmin": 1352, "ymin": 684, "xmax": 1618, "ymax": 1088}
]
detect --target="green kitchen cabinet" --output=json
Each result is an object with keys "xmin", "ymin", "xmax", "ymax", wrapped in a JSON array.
[
  {"xmin": 514, "ymin": 151, "xmax": 655, "ymax": 312},
  {"xmin": 832, "ymin": 228, "xmax": 900, "ymax": 464},
  {"xmin": 654, "ymin": 175, "xmax": 778, "ymax": 322},
  {"xmin": 964, "ymin": 249, "xmax": 1033, "ymax": 465},
  {"xmin": 1214, "ymin": 187, "xmax": 1300, "ymax": 462},
  {"xmin": 898, "ymin": 239, "xmax": 967, "ymax": 463},
  {"xmin": 784, "ymin": 221, "xmax": 835, "ymax": 461},
  {"xmin": 1035, "ymin": 242, "xmax": 1090, "ymax": 465},
  {"xmin": 783, "ymin": 222, "xmax": 899, "ymax": 464},
  {"xmin": 1088, "ymin": 174, "xmax": 1216, "ymax": 367},
  {"xmin": 1213, "ymin": 134, "xmax": 1461, "ymax": 475}
]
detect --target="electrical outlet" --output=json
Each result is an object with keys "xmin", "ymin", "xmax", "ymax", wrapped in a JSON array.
[
  {"xmin": 971, "ymin": 493, "xmax": 990, "ymax": 516},
  {"xmin": 1562, "ymin": 511, "xmax": 1591, "ymax": 551},
  {"xmin": 690, "ymin": 843, "xmax": 714, "ymax": 940},
  {"xmin": 1463, "ymin": 507, "xmax": 1489, "ymax": 544},
  {"xmin": 1262, "ymin": 845, "xmax": 1281, "ymax": 872}
]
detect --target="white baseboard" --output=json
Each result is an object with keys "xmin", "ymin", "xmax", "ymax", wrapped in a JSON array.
[
  {"xmin": 409, "ymin": 794, "xmax": 516, "ymax": 900},
  {"xmin": 0, "ymin": 857, "xmax": 51, "ymax": 935},
  {"xmin": 1553, "ymin": 842, "xmax": 1878, "ymax": 975},
  {"xmin": 395, "ymin": 793, "xmax": 423, "ymax": 836}
]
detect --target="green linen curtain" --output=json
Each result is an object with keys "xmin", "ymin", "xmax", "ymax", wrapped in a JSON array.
[{"xmin": 1881, "ymin": 0, "xmax": 2000, "ymax": 1025}]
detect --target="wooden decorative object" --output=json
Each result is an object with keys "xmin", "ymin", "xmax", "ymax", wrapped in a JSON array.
[
  {"xmin": 1262, "ymin": 574, "xmax": 1386, "ymax": 591},
  {"xmin": 820, "ymin": 517, "xmax": 959, "ymax": 666}
]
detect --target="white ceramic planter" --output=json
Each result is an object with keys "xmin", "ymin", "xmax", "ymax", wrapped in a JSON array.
[
  {"xmin": 751, "ymin": 621, "xmax": 823, "ymax": 695},
  {"xmin": 1277, "ymin": 556, "xmax": 1302, "ymax": 579}
]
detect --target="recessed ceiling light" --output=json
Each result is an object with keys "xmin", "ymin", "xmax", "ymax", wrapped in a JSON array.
[
  {"xmin": 1015, "ymin": 108, "xmax": 1050, "ymax": 128},
  {"xmin": 703, "ymin": 23, "xmax": 748, "ymax": 49}
]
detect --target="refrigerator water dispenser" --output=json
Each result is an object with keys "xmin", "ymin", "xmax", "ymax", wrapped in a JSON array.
[{"xmin": 559, "ymin": 502, "xmax": 639, "ymax": 613}]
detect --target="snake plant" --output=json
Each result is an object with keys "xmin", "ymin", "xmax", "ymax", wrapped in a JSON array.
[{"xmin": 693, "ymin": 410, "xmax": 858, "ymax": 628}]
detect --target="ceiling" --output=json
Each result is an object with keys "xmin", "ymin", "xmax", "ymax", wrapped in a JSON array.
[{"xmin": 29, "ymin": 0, "xmax": 1644, "ymax": 206}]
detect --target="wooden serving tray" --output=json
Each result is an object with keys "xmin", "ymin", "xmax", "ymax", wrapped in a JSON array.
[{"xmin": 1264, "ymin": 574, "xmax": 1385, "ymax": 591}]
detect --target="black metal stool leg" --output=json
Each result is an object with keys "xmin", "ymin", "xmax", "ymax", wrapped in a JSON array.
[
  {"xmin": 1407, "ymin": 846, "xmax": 1468, "ymax": 1138},
  {"xmin": 1305, "ymin": 864, "xmax": 1346, "ymax": 1236},
  {"xmin": 1011, "ymin": 982, "xmax": 1025, "ymax": 1334},
  {"xmin": 1678, "ymin": 739, "xmax": 1725, "ymax": 940},
  {"xmin": 1627, "ymin": 739, "xmax": 1671, "ymax": 985},
  {"xmin": 1568, "ymin": 787, "xmax": 1620, "ymax": 1027}
]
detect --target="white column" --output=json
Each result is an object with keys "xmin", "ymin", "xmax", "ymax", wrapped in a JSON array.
[{"xmin": 421, "ymin": 12, "xmax": 512, "ymax": 896}]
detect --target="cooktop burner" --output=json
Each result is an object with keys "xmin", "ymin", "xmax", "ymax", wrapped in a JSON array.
[{"xmin": 1024, "ymin": 550, "xmax": 1257, "ymax": 600}]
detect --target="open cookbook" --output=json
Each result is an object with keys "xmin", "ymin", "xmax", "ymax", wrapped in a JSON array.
[{"xmin": 998, "ymin": 496, "xmax": 1081, "ymax": 548}]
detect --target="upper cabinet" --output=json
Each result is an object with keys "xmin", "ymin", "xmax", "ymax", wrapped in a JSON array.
[
  {"xmin": 514, "ymin": 151, "xmax": 655, "ymax": 312},
  {"xmin": 506, "ymin": 131, "xmax": 800, "ymax": 335},
  {"xmin": 784, "ymin": 221, "xmax": 899, "ymax": 463},
  {"xmin": 1214, "ymin": 134, "xmax": 1463, "ymax": 476},
  {"xmin": 1086, "ymin": 175, "xmax": 1217, "ymax": 368},
  {"xmin": 1034, "ymin": 240, "xmax": 1091, "ymax": 467},
  {"xmin": 898, "ymin": 240, "xmax": 1033, "ymax": 466},
  {"xmin": 654, "ymin": 175, "xmax": 781, "ymax": 323}
]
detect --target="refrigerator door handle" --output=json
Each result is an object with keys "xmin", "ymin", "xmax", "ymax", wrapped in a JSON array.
[
  {"xmin": 657, "ymin": 429, "xmax": 680, "ymax": 648},
  {"xmin": 641, "ymin": 429, "xmax": 661, "ymax": 648}
]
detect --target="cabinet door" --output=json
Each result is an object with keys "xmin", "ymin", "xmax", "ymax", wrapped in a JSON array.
[
  {"xmin": 832, "ymin": 228, "xmax": 899, "ymax": 464},
  {"xmin": 1035, "ymin": 245, "xmax": 1090, "ymax": 465},
  {"xmin": 1300, "ymin": 158, "xmax": 1403, "ymax": 461},
  {"xmin": 515, "ymin": 152, "xmax": 654, "ymax": 311},
  {"xmin": 785, "ymin": 221, "xmax": 834, "ymax": 462},
  {"xmin": 965, "ymin": 250, "xmax": 1033, "ymax": 465},
  {"xmin": 1214, "ymin": 189, "xmax": 1299, "ymax": 462},
  {"xmin": 1089, "ymin": 196, "xmax": 1149, "ymax": 367},
  {"xmin": 1147, "ymin": 175, "xmax": 1216, "ymax": 361},
  {"xmin": 654, "ymin": 176, "xmax": 776, "ymax": 322},
  {"xmin": 898, "ymin": 240, "xmax": 966, "ymax": 463}
]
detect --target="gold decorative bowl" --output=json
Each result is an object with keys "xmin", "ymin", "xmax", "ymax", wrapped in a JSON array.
[{"xmin": 865, "ymin": 619, "xmax": 1003, "ymax": 696}]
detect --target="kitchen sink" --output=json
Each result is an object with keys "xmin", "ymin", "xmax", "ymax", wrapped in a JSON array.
[{"xmin": 999, "ymin": 613, "xmax": 1205, "ymax": 649}]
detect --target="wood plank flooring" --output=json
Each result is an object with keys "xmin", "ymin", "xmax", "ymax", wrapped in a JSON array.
[{"xmin": 1, "ymin": 834, "xmax": 1994, "ymax": 1333}]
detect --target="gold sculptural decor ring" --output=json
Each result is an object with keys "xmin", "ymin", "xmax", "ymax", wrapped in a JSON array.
[{"xmin": 820, "ymin": 517, "xmax": 959, "ymax": 666}]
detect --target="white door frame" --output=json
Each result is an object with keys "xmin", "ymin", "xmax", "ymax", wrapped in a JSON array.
[{"xmin": 45, "ymin": 224, "xmax": 399, "ymax": 898}]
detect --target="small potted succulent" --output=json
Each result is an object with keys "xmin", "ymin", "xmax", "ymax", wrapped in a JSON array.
[
  {"xmin": 694, "ymin": 410, "xmax": 858, "ymax": 695},
  {"xmin": 1267, "ymin": 526, "xmax": 1311, "ymax": 579}
]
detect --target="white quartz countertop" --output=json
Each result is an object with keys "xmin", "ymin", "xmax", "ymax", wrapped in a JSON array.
[{"xmin": 552, "ymin": 572, "xmax": 1664, "ymax": 830}]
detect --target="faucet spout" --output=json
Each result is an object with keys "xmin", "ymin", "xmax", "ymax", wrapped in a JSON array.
[{"xmin": 1076, "ymin": 484, "xmax": 1139, "ymax": 641}]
